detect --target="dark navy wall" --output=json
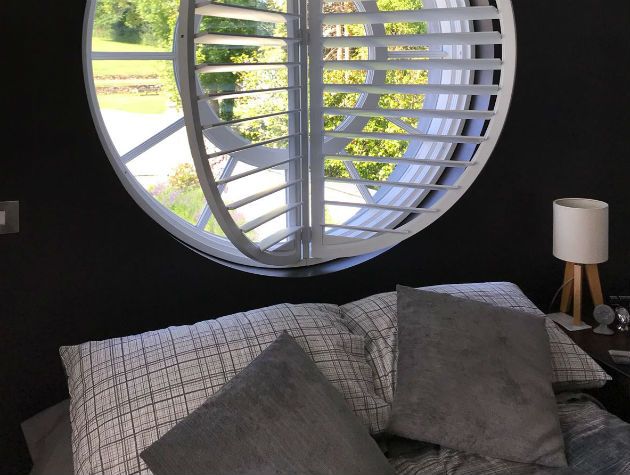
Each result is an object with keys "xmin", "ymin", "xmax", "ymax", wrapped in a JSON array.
[{"xmin": 2, "ymin": 1, "xmax": 629, "ymax": 472}]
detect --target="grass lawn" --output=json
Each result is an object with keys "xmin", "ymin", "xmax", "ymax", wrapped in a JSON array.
[
  {"xmin": 95, "ymin": 78, "xmax": 161, "ymax": 88},
  {"xmin": 92, "ymin": 59, "xmax": 168, "ymax": 78},
  {"xmin": 91, "ymin": 37, "xmax": 171, "ymax": 77},
  {"xmin": 97, "ymin": 93, "xmax": 170, "ymax": 114},
  {"xmin": 92, "ymin": 37, "xmax": 169, "ymax": 53},
  {"xmin": 91, "ymin": 37, "xmax": 174, "ymax": 114}
]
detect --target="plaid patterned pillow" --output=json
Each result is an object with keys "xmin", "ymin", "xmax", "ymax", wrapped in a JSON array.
[
  {"xmin": 60, "ymin": 303, "xmax": 389, "ymax": 475},
  {"xmin": 340, "ymin": 282, "xmax": 610, "ymax": 405},
  {"xmin": 544, "ymin": 321, "xmax": 612, "ymax": 392}
]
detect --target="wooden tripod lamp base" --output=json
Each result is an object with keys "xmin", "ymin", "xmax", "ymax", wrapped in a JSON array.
[
  {"xmin": 553, "ymin": 197, "xmax": 609, "ymax": 328},
  {"xmin": 559, "ymin": 262, "xmax": 604, "ymax": 326}
]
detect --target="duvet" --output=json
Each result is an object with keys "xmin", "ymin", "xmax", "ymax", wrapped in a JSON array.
[{"xmin": 387, "ymin": 394, "xmax": 630, "ymax": 475}]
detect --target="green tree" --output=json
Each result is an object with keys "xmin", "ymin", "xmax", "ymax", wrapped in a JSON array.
[
  {"xmin": 94, "ymin": 0, "xmax": 143, "ymax": 42},
  {"xmin": 94, "ymin": 0, "xmax": 178, "ymax": 45},
  {"xmin": 135, "ymin": 0, "xmax": 179, "ymax": 45}
]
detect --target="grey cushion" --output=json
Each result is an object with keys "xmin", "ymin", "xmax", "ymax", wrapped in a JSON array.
[
  {"xmin": 387, "ymin": 286, "xmax": 567, "ymax": 468},
  {"xmin": 339, "ymin": 282, "xmax": 609, "ymax": 412},
  {"xmin": 140, "ymin": 332, "xmax": 395, "ymax": 475}
]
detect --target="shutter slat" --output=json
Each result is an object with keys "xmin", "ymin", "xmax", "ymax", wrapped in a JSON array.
[
  {"xmin": 324, "ymin": 154, "xmax": 475, "ymax": 167},
  {"xmin": 325, "ymin": 177, "xmax": 459, "ymax": 190},
  {"xmin": 195, "ymin": 32, "xmax": 297, "ymax": 46},
  {"xmin": 387, "ymin": 51, "xmax": 448, "ymax": 59},
  {"xmin": 323, "ymin": 107, "xmax": 494, "ymax": 120},
  {"xmin": 325, "ymin": 200, "xmax": 439, "ymax": 214},
  {"xmin": 324, "ymin": 59, "xmax": 502, "ymax": 71},
  {"xmin": 323, "ymin": 224, "xmax": 409, "ymax": 235},
  {"xmin": 323, "ymin": 84, "xmax": 499, "ymax": 95},
  {"xmin": 216, "ymin": 158, "xmax": 298, "ymax": 185},
  {"xmin": 322, "ymin": 7, "xmax": 499, "ymax": 24},
  {"xmin": 322, "ymin": 32, "xmax": 502, "ymax": 48},
  {"xmin": 199, "ymin": 86, "xmax": 300, "ymax": 101},
  {"xmin": 226, "ymin": 180, "xmax": 302, "ymax": 210},
  {"xmin": 259, "ymin": 226, "xmax": 303, "ymax": 251},
  {"xmin": 197, "ymin": 62, "xmax": 299, "ymax": 73},
  {"xmin": 241, "ymin": 202, "xmax": 302, "ymax": 233},
  {"xmin": 204, "ymin": 109, "xmax": 299, "ymax": 129},
  {"xmin": 195, "ymin": 2, "xmax": 297, "ymax": 23},
  {"xmin": 325, "ymin": 131, "xmax": 484, "ymax": 144},
  {"xmin": 206, "ymin": 133, "xmax": 299, "ymax": 159}
]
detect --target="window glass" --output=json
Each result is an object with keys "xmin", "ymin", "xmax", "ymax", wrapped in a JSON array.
[
  {"xmin": 126, "ymin": 128, "xmax": 208, "ymax": 226},
  {"xmin": 93, "ymin": 60, "xmax": 180, "ymax": 156}
]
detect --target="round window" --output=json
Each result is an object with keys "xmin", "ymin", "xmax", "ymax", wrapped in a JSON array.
[{"xmin": 85, "ymin": 0, "xmax": 515, "ymax": 273}]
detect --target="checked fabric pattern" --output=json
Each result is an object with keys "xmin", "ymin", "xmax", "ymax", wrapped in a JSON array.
[
  {"xmin": 60, "ymin": 303, "xmax": 388, "ymax": 475},
  {"xmin": 340, "ymin": 282, "xmax": 610, "ymax": 406}
]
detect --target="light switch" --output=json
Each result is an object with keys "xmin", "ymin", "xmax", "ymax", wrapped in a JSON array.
[{"xmin": 0, "ymin": 201, "xmax": 19, "ymax": 234}]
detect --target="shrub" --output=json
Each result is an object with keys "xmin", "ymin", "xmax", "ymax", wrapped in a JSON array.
[{"xmin": 168, "ymin": 163, "xmax": 198, "ymax": 190}]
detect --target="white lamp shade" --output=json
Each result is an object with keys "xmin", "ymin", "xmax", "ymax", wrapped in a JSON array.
[{"xmin": 553, "ymin": 198, "xmax": 609, "ymax": 264}]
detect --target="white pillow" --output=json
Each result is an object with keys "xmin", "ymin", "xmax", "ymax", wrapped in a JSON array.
[{"xmin": 60, "ymin": 303, "xmax": 388, "ymax": 475}]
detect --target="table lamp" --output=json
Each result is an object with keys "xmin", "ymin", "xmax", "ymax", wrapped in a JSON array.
[{"xmin": 553, "ymin": 198, "xmax": 608, "ymax": 329}]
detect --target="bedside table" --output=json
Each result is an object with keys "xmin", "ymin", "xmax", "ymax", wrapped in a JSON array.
[{"xmin": 560, "ymin": 313, "xmax": 630, "ymax": 422}]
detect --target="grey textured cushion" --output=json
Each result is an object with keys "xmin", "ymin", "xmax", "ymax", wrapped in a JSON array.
[
  {"xmin": 140, "ymin": 332, "xmax": 396, "ymax": 475},
  {"xmin": 388, "ymin": 286, "xmax": 567, "ymax": 467},
  {"xmin": 340, "ymin": 282, "xmax": 609, "ymax": 410}
]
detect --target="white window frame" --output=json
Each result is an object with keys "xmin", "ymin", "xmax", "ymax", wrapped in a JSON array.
[{"xmin": 83, "ymin": 0, "xmax": 516, "ymax": 271}]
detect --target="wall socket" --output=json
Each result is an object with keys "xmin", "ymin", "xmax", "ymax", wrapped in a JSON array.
[{"xmin": 0, "ymin": 201, "xmax": 19, "ymax": 234}]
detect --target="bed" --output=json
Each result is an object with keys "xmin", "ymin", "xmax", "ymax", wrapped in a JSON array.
[
  {"xmin": 31, "ymin": 282, "xmax": 630, "ymax": 474},
  {"xmin": 23, "ymin": 393, "xmax": 630, "ymax": 474}
]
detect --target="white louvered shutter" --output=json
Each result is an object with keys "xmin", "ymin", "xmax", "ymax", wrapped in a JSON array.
[
  {"xmin": 177, "ymin": 0, "xmax": 515, "ymax": 266},
  {"xmin": 177, "ymin": 0, "xmax": 310, "ymax": 266}
]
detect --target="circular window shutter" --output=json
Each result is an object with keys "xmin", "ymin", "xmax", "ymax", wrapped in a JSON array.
[
  {"xmin": 88, "ymin": 0, "xmax": 516, "ymax": 270},
  {"xmin": 177, "ymin": 0, "xmax": 310, "ymax": 266}
]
